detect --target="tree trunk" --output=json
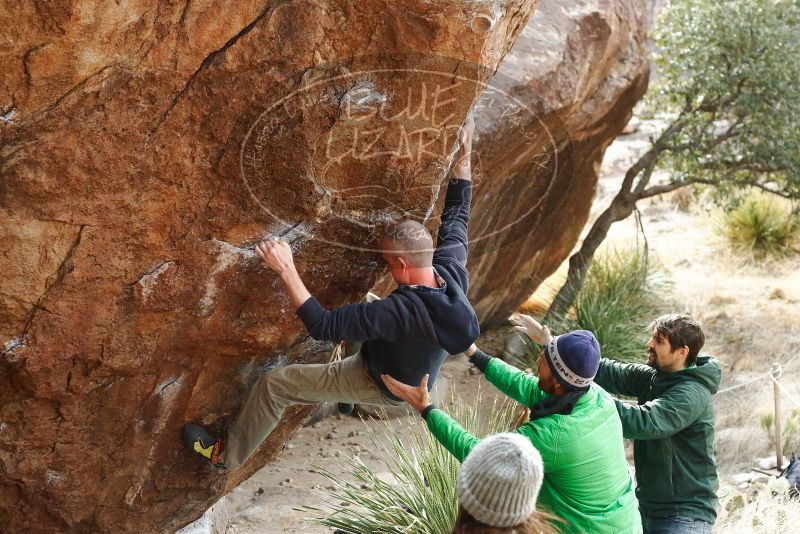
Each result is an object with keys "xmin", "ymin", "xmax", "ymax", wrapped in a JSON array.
[
  {"xmin": 547, "ymin": 192, "xmax": 637, "ymax": 319},
  {"xmin": 543, "ymin": 110, "xmax": 697, "ymax": 319}
]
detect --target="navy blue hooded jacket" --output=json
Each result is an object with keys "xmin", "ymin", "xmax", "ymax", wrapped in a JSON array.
[{"xmin": 296, "ymin": 178, "xmax": 480, "ymax": 399}]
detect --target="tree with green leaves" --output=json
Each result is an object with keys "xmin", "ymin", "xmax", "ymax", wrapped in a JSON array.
[{"xmin": 549, "ymin": 0, "xmax": 800, "ymax": 317}]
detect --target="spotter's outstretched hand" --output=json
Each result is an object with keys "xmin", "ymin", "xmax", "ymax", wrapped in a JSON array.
[
  {"xmin": 380, "ymin": 373, "xmax": 432, "ymax": 413},
  {"xmin": 510, "ymin": 313, "xmax": 552, "ymax": 345}
]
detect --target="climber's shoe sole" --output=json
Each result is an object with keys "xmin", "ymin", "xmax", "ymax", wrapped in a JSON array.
[
  {"xmin": 183, "ymin": 423, "xmax": 226, "ymax": 468},
  {"xmin": 337, "ymin": 402, "xmax": 355, "ymax": 416}
]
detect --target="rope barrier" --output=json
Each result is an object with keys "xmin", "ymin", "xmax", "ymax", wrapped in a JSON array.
[
  {"xmin": 716, "ymin": 370, "xmax": 776, "ymax": 394},
  {"xmin": 614, "ymin": 365, "xmax": 795, "ymax": 402},
  {"xmin": 609, "ymin": 363, "xmax": 797, "ymax": 471},
  {"xmin": 771, "ymin": 375, "xmax": 800, "ymax": 410}
]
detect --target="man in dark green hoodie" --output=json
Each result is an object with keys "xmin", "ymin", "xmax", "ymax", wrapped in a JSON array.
[{"xmin": 593, "ymin": 314, "xmax": 721, "ymax": 534}]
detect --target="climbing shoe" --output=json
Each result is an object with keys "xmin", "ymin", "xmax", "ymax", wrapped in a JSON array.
[
  {"xmin": 183, "ymin": 423, "xmax": 226, "ymax": 468},
  {"xmin": 337, "ymin": 402, "xmax": 355, "ymax": 416}
]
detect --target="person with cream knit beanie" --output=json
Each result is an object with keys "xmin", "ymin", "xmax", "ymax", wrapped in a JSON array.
[
  {"xmin": 454, "ymin": 433, "xmax": 559, "ymax": 534},
  {"xmin": 459, "ymin": 433, "xmax": 542, "ymax": 524}
]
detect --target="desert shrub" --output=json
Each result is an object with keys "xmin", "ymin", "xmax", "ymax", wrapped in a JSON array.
[
  {"xmin": 719, "ymin": 192, "xmax": 799, "ymax": 260},
  {"xmin": 303, "ymin": 390, "xmax": 518, "ymax": 534},
  {"xmin": 513, "ymin": 246, "xmax": 664, "ymax": 368},
  {"xmin": 761, "ymin": 409, "xmax": 800, "ymax": 456},
  {"xmin": 570, "ymin": 247, "xmax": 663, "ymax": 360}
]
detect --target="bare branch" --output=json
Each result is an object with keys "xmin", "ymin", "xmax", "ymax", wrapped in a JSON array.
[
  {"xmin": 742, "ymin": 181, "xmax": 798, "ymax": 200},
  {"xmin": 639, "ymin": 178, "xmax": 714, "ymax": 199},
  {"xmin": 640, "ymin": 176, "xmax": 798, "ymax": 201},
  {"xmin": 633, "ymin": 158, "xmax": 658, "ymax": 195}
]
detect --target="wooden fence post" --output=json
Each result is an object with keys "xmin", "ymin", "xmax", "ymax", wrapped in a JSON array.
[{"xmin": 773, "ymin": 362, "xmax": 783, "ymax": 470}]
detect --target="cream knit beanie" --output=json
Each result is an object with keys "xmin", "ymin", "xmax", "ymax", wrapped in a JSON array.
[{"xmin": 457, "ymin": 433, "xmax": 544, "ymax": 527}]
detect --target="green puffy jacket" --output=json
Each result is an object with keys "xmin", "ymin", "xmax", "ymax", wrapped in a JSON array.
[
  {"xmin": 594, "ymin": 355, "xmax": 721, "ymax": 524},
  {"xmin": 425, "ymin": 357, "xmax": 641, "ymax": 533}
]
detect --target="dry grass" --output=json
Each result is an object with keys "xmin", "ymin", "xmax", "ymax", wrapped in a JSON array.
[
  {"xmin": 668, "ymin": 186, "xmax": 695, "ymax": 212},
  {"xmin": 717, "ymin": 479, "xmax": 800, "ymax": 532}
]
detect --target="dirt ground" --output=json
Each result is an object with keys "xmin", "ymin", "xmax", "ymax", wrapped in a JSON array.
[{"xmin": 221, "ymin": 119, "xmax": 800, "ymax": 533}]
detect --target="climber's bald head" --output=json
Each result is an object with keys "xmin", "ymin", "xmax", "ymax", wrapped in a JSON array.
[{"xmin": 380, "ymin": 220, "xmax": 434, "ymax": 270}]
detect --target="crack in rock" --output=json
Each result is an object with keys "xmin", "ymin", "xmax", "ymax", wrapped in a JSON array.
[
  {"xmin": 132, "ymin": 261, "xmax": 176, "ymax": 303},
  {"xmin": 2, "ymin": 225, "xmax": 85, "ymax": 357},
  {"xmin": 152, "ymin": 0, "xmax": 291, "ymax": 132}
]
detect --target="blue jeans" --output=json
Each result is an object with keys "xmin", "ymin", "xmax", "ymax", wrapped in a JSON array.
[{"xmin": 642, "ymin": 515, "xmax": 713, "ymax": 534}]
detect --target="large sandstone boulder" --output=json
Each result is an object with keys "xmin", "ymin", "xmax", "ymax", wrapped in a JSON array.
[
  {"xmin": 0, "ymin": 1, "xmax": 539, "ymax": 532},
  {"xmin": 467, "ymin": 0, "xmax": 650, "ymax": 324}
]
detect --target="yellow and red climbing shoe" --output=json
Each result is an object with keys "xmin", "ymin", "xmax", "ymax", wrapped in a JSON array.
[{"xmin": 182, "ymin": 423, "xmax": 225, "ymax": 468}]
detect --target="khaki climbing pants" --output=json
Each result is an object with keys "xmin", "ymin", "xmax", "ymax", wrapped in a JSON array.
[{"xmin": 224, "ymin": 294, "xmax": 401, "ymax": 470}]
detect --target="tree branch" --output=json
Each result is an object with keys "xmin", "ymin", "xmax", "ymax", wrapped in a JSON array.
[
  {"xmin": 633, "ymin": 158, "xmax": 658, "ymax": 195},
  {"xmin": 621, "ymin": 111, "xmax": 695, "ymax": 195},
  {"xmin": 639, "ymin": 178, "xmax": 716, "ymax": 199},
  {"xmin": 640, "ymin": 176, "xmax": 798, "ymax": 201},
  {"xmin": 742, "ymin": 181, "xmax": 798, "ymax": 200}
]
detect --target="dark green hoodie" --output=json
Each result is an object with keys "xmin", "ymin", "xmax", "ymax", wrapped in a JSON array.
[{"xmin": 594, "ymin": 355, "xmax": 721, "ymax": 524}]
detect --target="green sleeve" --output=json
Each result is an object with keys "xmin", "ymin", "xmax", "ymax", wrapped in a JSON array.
[
  {"xmin": 425, "ymin": 408, "xmax": 480, "ymax": 463},
  {"xmin": 614, "ymin": 383, "xmax": 709, "ymax": 439},
  {"xmin": 594, "ymin": 358, "xmax": 654, "ymax": 397},
  {"xmin": 483, "ymin": 357, "xmax": 546, "ymax": 407}
]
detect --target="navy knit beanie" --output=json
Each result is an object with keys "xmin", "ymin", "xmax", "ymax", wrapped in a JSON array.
[{"xmin": 543, "ymin": 330, "xmax": 601, "ymax": 391}]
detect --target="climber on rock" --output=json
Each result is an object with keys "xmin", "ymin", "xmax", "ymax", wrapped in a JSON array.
[{"xmin": 184, "ymin": 111, "xmax": 479, "ymax": 470}]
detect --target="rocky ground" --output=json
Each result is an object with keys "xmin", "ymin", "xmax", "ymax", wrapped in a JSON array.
[{"xmin": 218, "ymin": 120, "xmax": 800, "ymax": 533}]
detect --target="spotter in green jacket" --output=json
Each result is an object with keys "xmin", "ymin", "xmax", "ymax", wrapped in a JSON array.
[{"xmin": 424, "ymin": 351, "xmax": 642, "ymax": 534}]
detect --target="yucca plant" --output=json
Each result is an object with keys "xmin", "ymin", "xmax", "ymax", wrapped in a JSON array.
[
  {"xmin": 302, "ymin": 388, "xmax": 519, "ymax": 534},
  {"xmin": 527, "ymin": 245, "xmax": 664, "ymax": 368},
  {"xmin": 761, "ymin": 409, "xmax": 800, "ymax": 456},
  {"xmin": 567, "ymin": 246, "xmax": 665, "ymax": 362},
  {"xmin": 719, "ymin": 192, "xmax": 799, "ymax": 260},
  {"xmin": 504, "ymin": 329, "xmax": 544, "ymax": 372}
]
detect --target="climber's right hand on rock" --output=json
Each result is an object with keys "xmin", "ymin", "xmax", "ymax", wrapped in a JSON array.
[
  {"xmin": 510, "ymin": 313, "xmax": 552, "ymax": 345},
  {"xmin": 255, "ymin": 238, "xmax": 296, "ymax": 277},
  {"xmin": 458, "ymin": 109, "xmax": 475, "ymax": 148},
  {"xmin": 452, "ymin": 110, "xmax": 474, "ymax": 181}
]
